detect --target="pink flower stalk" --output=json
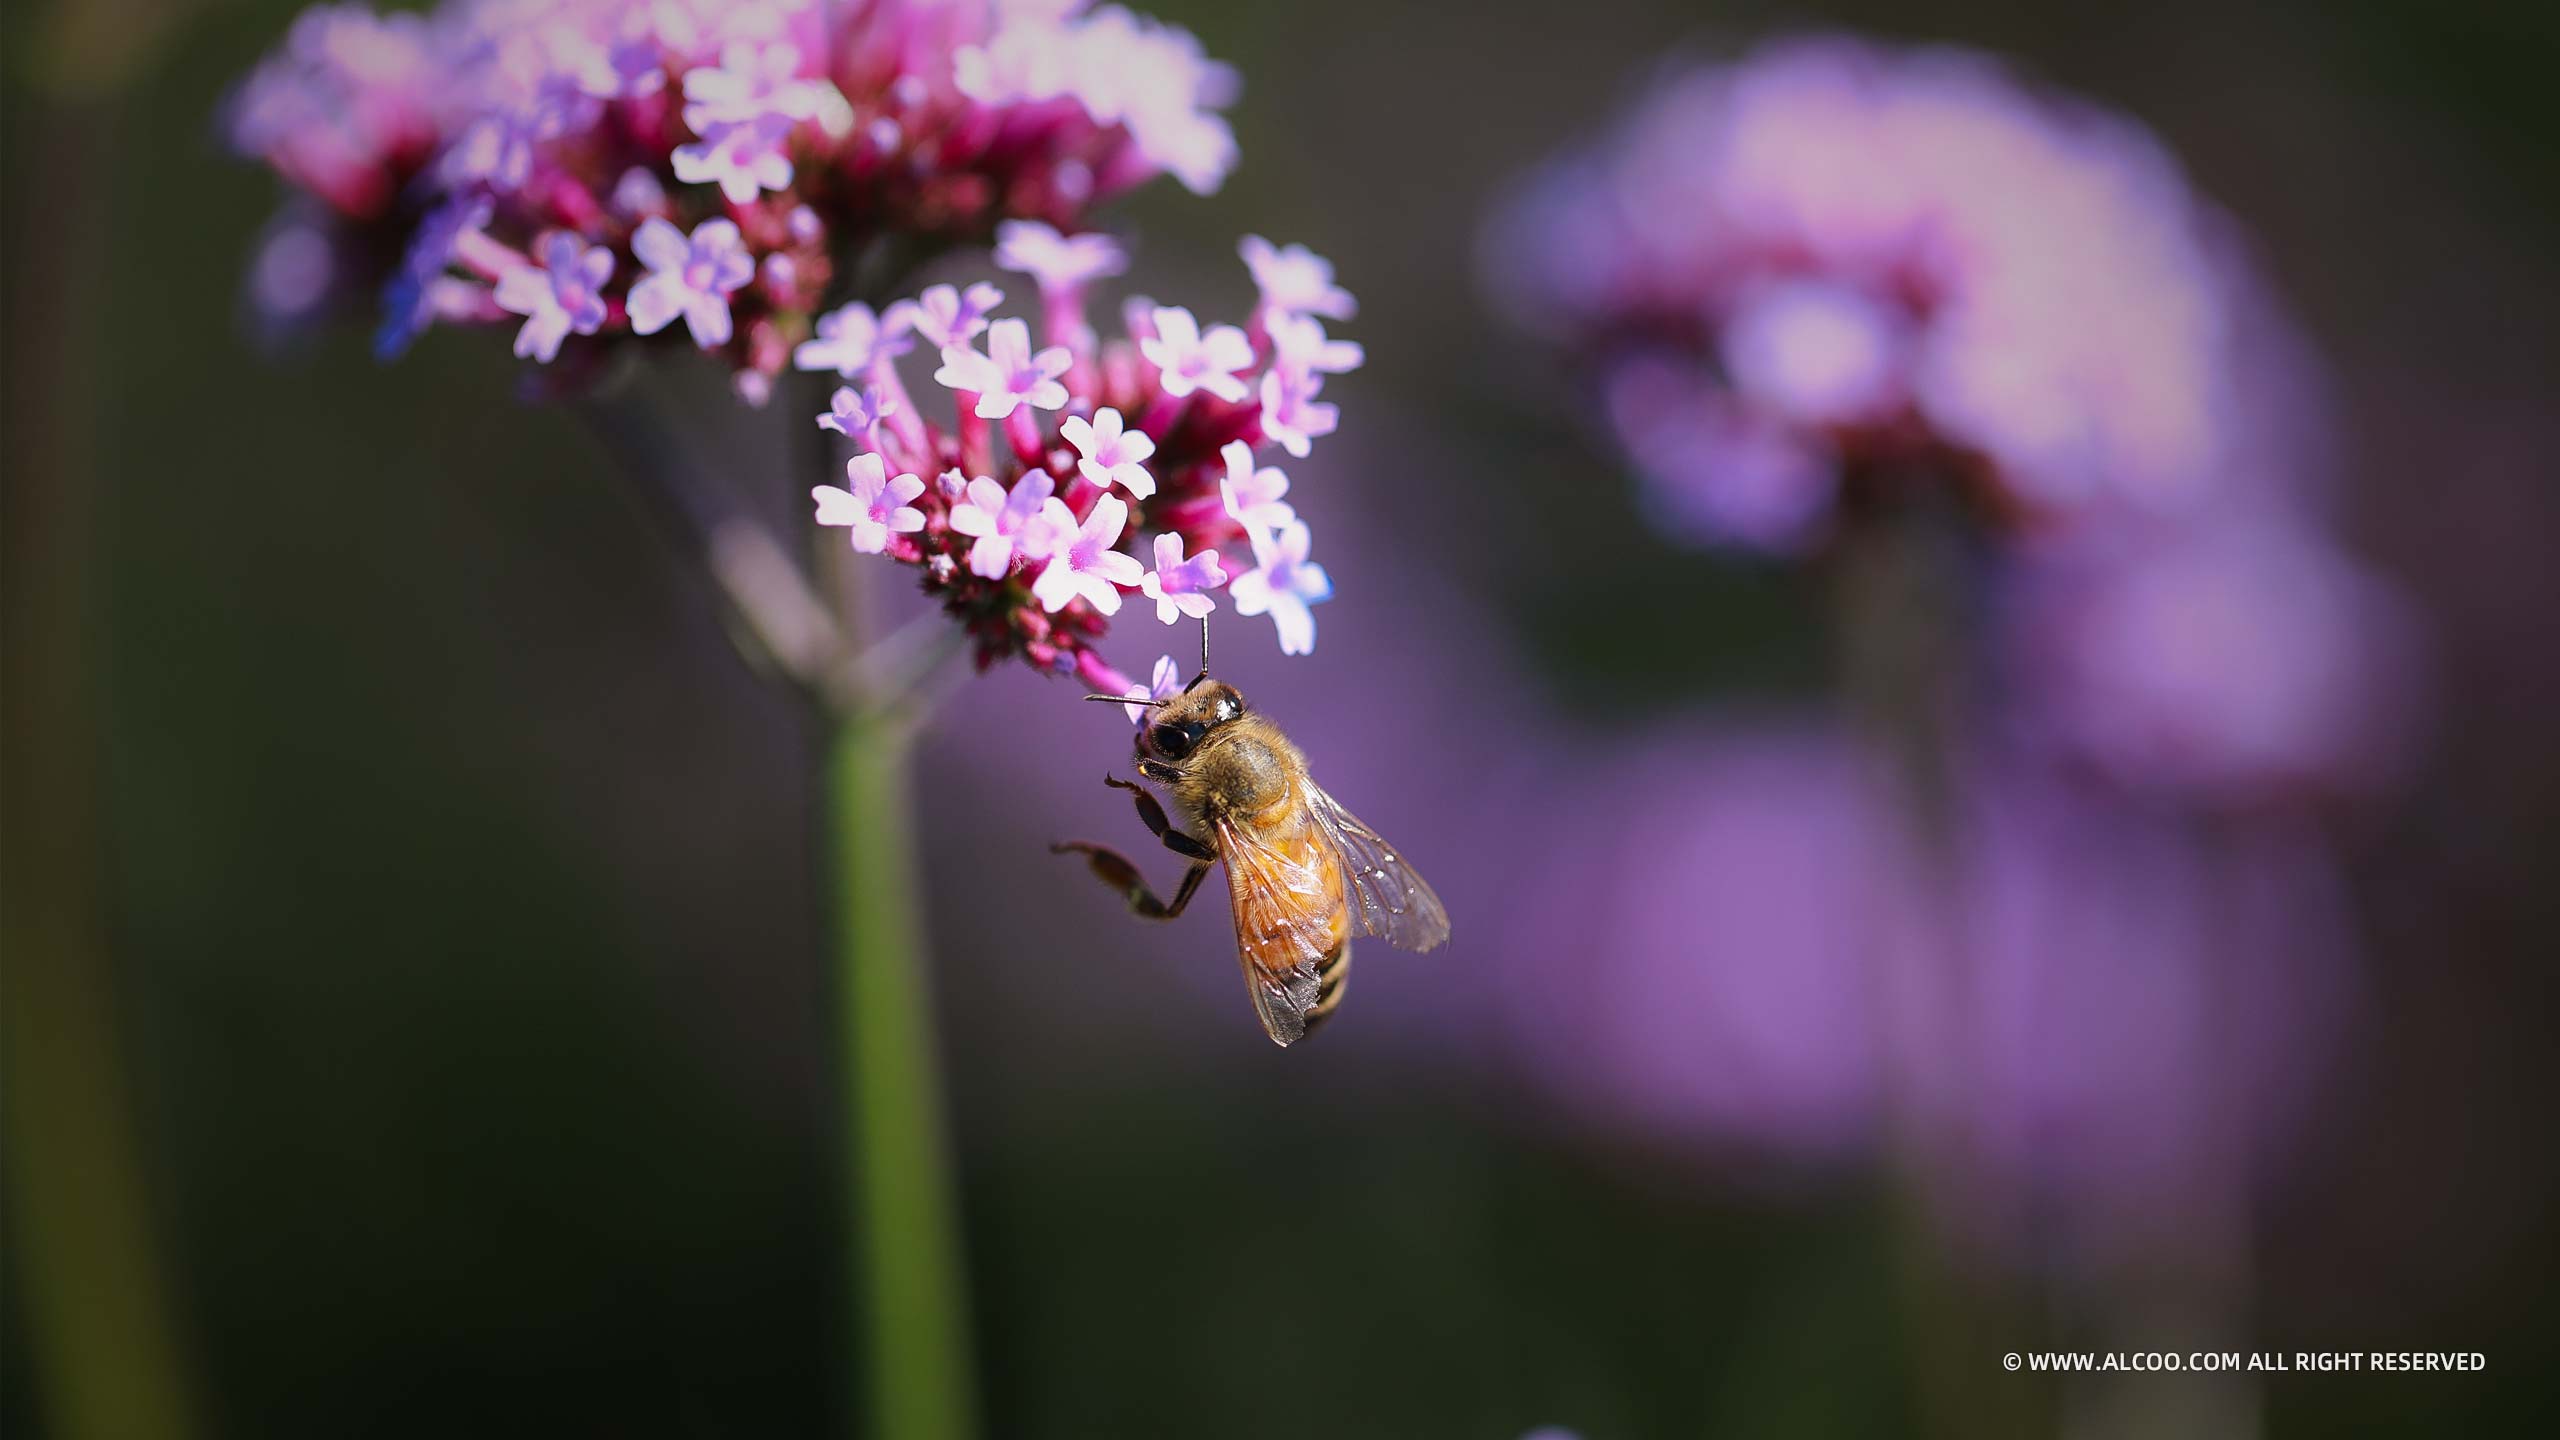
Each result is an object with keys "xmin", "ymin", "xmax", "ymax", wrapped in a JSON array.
[
  {"xmin": 231, "ymin": 0, "xmax": 1244, "ymax": 387},
  {"xmin": 1479, "ymin": 35, "xmax": 2285, "ymax": 551},
  {"xmin": 805, "ymin": 244, "xmax": 1360, "ymax": 678}
]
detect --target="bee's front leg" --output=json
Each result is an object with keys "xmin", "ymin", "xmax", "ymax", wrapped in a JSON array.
[{"xmin": 1101, "ymin": 774, "xmax": 1216, "ymax": 861}]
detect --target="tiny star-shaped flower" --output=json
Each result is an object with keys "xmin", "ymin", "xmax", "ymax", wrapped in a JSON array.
[
  {"xmin": 672, "ymin": 115, "xmax": 795, "ymax": 204},
  {"xmin": 1257, "ymin": 363, "xmax": 1339, "ymax": 459},
  {"xmin": 794, "ymin": 300, "xmax": 914, "ymax": 377},
  {"xmin": 813, "ymin": 453, "xmax": 925, "ymax": 554},
  {"xmin": 1139, "ymin": 533, "xmax": 1228, "ymax": 624},
  {"xmin": 1218, "ymin": 440, "xmax": 1296, "ymax": 531},
  {"xmin": 1227, "ymin": 519, "xmax": 1332, "ymax": 656},
  {"xmin": 1059, "ymin": 406, "xmax": 1157, "ymax": 499},
  {"xmin": 945, "ymin": 471, "xmax": 1057, "ymax": 579},
  {"xmin": 1240, "ymin": 235, "xmax": 1357, "ymax": 321},
  {"xmin": 1265, "ymin": 311, "xmax": 1365, "ymax": 376},
  {"xmin": 935, "ymin": 317, "xmax": 1072, "ymax": 420},
  {"xmin": 816, "ymin": 384, "xmax": 897, "ymax": 448},
  {"xmin": 1123, "ymin": 653, "xmax": 1184, "ymax": 723},
  {"xmin": 1030, "ymin": 494, "xmax": 1145, "ymax": 614},
  {"xmin": 628, "ymin": 216, "xmax": 754, "ymax": 349},
  {"xmin": 1138, "ymin": 305, "xmax": 1254, "ymax": 403},
  {"xmin": 909, "ymin": 281, "xmax": 1004, "ymax": 349},
  {"xmin": 680, "ymin": 40, "xmax": 831, "ymax": 130},
  {"xmin": 492, "ymin": 232, "xmax": 611, "ymax": 364},
  {"xmin": 994, "ymin": 219, "xmax": 1127, "ymax": 293}
]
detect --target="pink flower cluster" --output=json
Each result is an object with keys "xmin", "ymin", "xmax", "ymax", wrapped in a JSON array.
[
  {"xmin": 1480, "ymin": 36, "xmax": 2253, "ymax": 551},
  {"xmin": 228, "ymin": 0, "xmax": 1240, "ymax": 393},
  {"xmin": 1482, "ymin": 35, "xmax": 2426, "ymax": 808},
  {"xmin": 808, "ymin": 228, "xmax": 1358, "ymax": 682}
]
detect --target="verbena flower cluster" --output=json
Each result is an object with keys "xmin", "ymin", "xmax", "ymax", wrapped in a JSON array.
[
  {"xmin": 807, "ymin": 226, "xmax": 1358, "ymax": 685},
  {"xmin": 1480, "ymin": 36, "xmax": 2249, "ymax": 549},
  {"xmin": 1482, "ymin": 36, "xmax": 2422, "ymax": 806},
  {"xmin": 229, "ymin": 0, "xmax": 1240, "ymax": 397}
]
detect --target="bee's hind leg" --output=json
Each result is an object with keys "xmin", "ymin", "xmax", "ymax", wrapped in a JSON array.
[{"xmin": 1050, "ymin": 843, "xmax": 1212, "ymax": 920}]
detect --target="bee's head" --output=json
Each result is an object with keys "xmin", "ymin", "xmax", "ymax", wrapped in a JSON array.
[{"xmin": 1135, "ymin": 676, "xmax": 1246, "ymax": 762}]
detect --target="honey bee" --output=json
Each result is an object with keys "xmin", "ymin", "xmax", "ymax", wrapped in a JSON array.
[{"xmin": 1055, "ymin": 621, "xmax": 1449, "ymax": 1046}]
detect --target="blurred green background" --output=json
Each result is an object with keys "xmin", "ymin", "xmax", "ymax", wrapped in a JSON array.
[{"xmin": 7, "ymin": 0, "xmax": 2558, "ymax": 1435}]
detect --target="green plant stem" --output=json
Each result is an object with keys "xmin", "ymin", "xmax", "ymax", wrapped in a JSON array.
[
  {"xmin": 2, "ymin": 90, "xmax": 199, "ymax": 1440},
  {"xmin": 832, "ymin": 697, "xmax": 976, "ymax": 1440},
  {"xmin": 1832, "ymin": 501, "xmax": 2021, "ymax": 1440}
]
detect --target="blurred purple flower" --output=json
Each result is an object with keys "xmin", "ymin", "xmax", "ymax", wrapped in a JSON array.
[
  {"xmin": 996, "ymin": 220, "xmax": 1128, "ymax": 294},
  {"xmin": 2008, "ymin": 521, "xmax": 2427, "ymax": 805},
  {"xmin": 1498, "ymin": 722, "xmax": 2360, "ymax": 1220},
  {"xmin": 795, "ymin": 301, "xmax": 915, "ymax": 380},
  {"xmin": 1481, "ymin": 36, "xmax": 2286, "ymax": 549},
  {"xmin": 670, "ymin": 115, "xmax": 796, "ymax": 205},
  {"xmin": 911, "ymin": 282, "xmax": 1006, "ymax": 351},
  {"xmin": 493, "ymin": 232, "xmax": 611, "ymax": 363},
  {"xmin": 374, "ymin": 193, "xmax": 490, "ymax": 359},
  {"xmin": 1241, "ymin": 235, "xmax": 1358, "ymax": 321},
  {"xmin": 627, "ymin": 217, "xmax": 752, "ymax": 349}
]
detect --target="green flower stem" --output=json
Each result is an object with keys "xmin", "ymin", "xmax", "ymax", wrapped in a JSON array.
[
  {"xmin": 3, "ymin": 90, "xmax": 198, "ymax": 1440},
  {"xmin": 832, "ymin": 698, "xmax": 976, "ymax": 1440},
  {"xmin": 1832, "ymin": 500, "xmax": 2025, "ymax": 1440}
]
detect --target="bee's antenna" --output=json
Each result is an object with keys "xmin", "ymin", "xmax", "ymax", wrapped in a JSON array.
[{"xmin": 1185, "ymin": 614, "xmax": 1210, "ymax": 690}]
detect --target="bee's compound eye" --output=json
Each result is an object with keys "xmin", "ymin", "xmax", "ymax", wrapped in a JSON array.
[{"xmin": 1149, "ymin": 722, "xmax": 1198, "ymax": 759}]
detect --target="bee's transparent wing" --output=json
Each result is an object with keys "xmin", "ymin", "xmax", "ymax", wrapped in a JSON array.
[
  {"xmin": 1211, "ymin": 812, "xmax": 1339, "ymax": 1047},
  {"xmin": 1307, "ymin": 783, "xmax": 1450, "ymax": 953}
]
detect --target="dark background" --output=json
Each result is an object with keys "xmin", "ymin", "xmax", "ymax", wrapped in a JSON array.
[{"xmin": 6, "ymin": 0, "xmax": 2557, "ymax": 1435}]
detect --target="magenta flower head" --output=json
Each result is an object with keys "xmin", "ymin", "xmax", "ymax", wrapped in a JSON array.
[
  {"xmin": 231, "ymin": 2, "xmax": 1363, "ymax": 687},
  {"xmin": 229, "ymin": 0, "xmax": 1245, "ymax": 392},
  {"xmin": 1479, "ymin": 35, "xmax": 2288, "ymax": 552},
  {"xmin": 805, "ymin": 240, "xmax": 1363, "ymax": 679}
]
